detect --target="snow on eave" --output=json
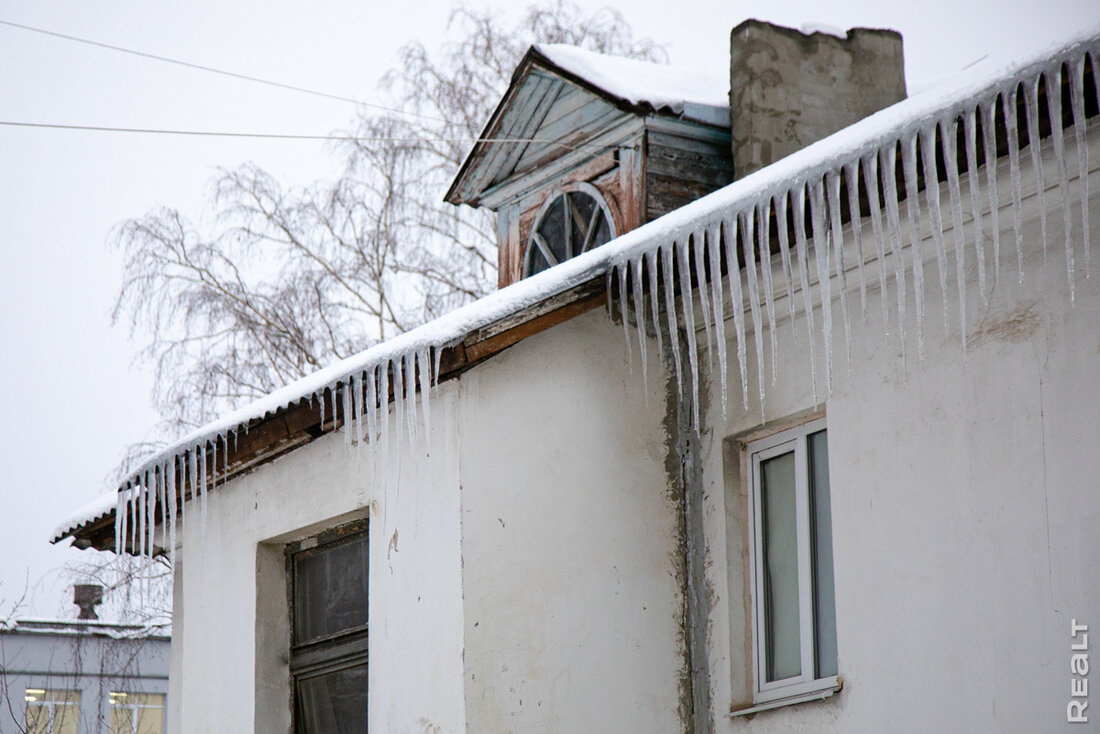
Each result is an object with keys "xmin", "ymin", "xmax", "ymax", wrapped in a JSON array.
[
  {"xmin": 531, "ymin": 43, "xmax": 730, "ymax": 126},
  {"xmin": 55, "ymin": 23, "xmax": 1100, "ymax": 545}
]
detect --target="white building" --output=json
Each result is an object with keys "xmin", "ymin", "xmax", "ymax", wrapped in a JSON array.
[
  {"xmin": 55, "ymin": 20, "xmax": 1100, "ymax": 733},
  {"xmin": 0, "ymin": 588, "xmax": 170, "ymax": 734}
]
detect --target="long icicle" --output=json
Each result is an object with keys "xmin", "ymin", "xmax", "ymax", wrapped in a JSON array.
[
  {"xmin": 825, "ymin": 170, "xmax": 853, "ymax": 373},
  {"xmin": 1045, "ymin": 62, "xmax": 1076, "ymax": 301},
  {"xmin": 692, "ymin": 228, "xmax": 715, "ymax": 370},
  {"xmin": 342, "ymin": 382, "xmax": 352, "ymax": 453},
  {"xmin": 963, "ymin": 108, "xmax": 989, "ymax": 304},
  {"xmin": 366, "ymin": 366, "xmax": 379, "ymax": 470},
  {"xmin": 882, "ymin": 144, "xmax": 909, "ymax": 364},
  {"xmin": 1004, "ymin": 85, "xmax": 1026, "ymax": 283},
  {"xmin": 792, "ymin": 186, "xmax": 819, "ymax": 405},
  {"xmin": 1070, "ymin": 54, "xmax": 1091, "ymax": 278},
  {"xmin": 617, "ymin": 265, "xmax": 634, "ymax": 373},
  {"xmin": 707, "ymin": 221, "xmax": 728, "ymax": 416},
  {"xmin": 418, "ymin": 348, "xmax": 432, "ymax": 444},
  {"xmin": 741, "ymin": 206, "xmax": 767, "ymax": 417},
  {"xmin": 775, "ymin": 190, "xmax": 798, "ymax": 329},
  {"xmin": 724, "ymin": 215, "xmax": 750, "ymax": 410},
  {"xmin": 980, "ymin": 97, "xmax": 1003, "ymax": 285},
  {"xmin": 758, "ymin": 201, "xmax": 779, "ymax": 386},
  {"xmin": 404, "ymin": 353, "xmax": 418, "ymax": 447},
  {"xmin": 676, "ymin": 239, "xmax": 702, "ymax": 428},
  {"xmin": 942, "ymin": 114, "xmax": 970, "ymax": 352},
  {"xmin": 646, "ymin": 248, "xmax": 665, "ymax": 362},
  {"xmin": 810, "ymin": 179, "xmax": 835, "ymax": 396},
  {"xmin": 631, "ymin": 256, "xmax": 650, "ymax": 396},
  {"xmin": 901, "ymin": 135, "xmax": 927, "ymax": 360},
  {"xmin": 864, "ymin": 153, "xmax": 892, "ymax": 338},
  {"xmin": 920, "ymin": 124, "xmax": 951, "ymax": 332},
  {"xmin": 1024, "ymin": 75, "xmax": 1049, "ymax": 261},
  {"xmin": 661, "ymin": 240, "xmax": 685, "ymax": 399},
  {"xmin": 844, "ymin": 160, "xmax": 868, "ymax": 321}
]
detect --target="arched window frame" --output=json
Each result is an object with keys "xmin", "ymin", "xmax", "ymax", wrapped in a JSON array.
[{"xmin": 522, "ymin": 182, "xmax": 617, "ymax": 278}]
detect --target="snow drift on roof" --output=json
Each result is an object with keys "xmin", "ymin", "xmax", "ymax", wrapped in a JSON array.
[{"xmin": 534, "ymin": 43, "xmax": 729, "ymax": 126}]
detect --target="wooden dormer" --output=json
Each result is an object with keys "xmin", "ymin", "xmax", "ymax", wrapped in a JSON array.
[{"xmin": 445, "ymin": 44, "xmax": 734, "ymax": 289}]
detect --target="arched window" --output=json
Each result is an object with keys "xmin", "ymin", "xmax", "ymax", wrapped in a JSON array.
[{"xmin": 523, "ymin": 184, "xmax": 615, "ymax": 277}]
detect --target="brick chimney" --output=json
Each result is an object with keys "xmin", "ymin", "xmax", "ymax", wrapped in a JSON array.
[{"xmin": 730, "ymin": 20, "xmax": 906, "ymax": 178}]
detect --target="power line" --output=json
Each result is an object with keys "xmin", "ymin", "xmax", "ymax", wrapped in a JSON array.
[
  {"xmin": 0, "ymin": 17, "xmax": 446, "ymax": 123},
  {"xmin": 0, "ymin": 120, "xmax": 601, "ymax": 150}
]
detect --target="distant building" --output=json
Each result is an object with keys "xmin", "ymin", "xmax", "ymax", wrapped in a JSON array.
[{"xmin": 0, "ymin": 586, "xmax": 169, "ymax": 734}]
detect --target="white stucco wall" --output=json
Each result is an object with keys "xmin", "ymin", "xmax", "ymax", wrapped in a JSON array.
[
  {"xmin": 701, "ymin": 132, "xmax": 1100, "ymax": 732},
  {"xmin": 168, "ymin": 306, "xmax": 687, "ymax": 733}
]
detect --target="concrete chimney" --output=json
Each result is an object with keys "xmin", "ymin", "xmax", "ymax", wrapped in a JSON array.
[
  {"xmin": 730, "ymin": 20, "xmax": 906, "ymax": 178},
  {"xmin": 73, "ymin": 584, "xmax": 104, "ymax": 620}
]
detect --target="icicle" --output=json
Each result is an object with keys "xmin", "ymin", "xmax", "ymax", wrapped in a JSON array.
[
  {"xmin": 418, "ymin": 349, "xmax": 432, "ymax": 444},
  {"xmin": 393, "ymin": 358, "xmax": 405, "ymax": 462},
  {"xmin": 342, "ymin": 382, "xmax": 352, "ymax": 453},
  {"xmin": 377, "ymin": 363, "xmax": 390, "ymax": 487},
  {"xmin": 661, "ymin": 240, "xmax": 684, "ymax": 398},
  {"xmin": 199, "ymin": 444, "xmax": 207, "ymax": 546},
  {"xmin": 792, "ymin": 186, "xmax": 819, "ymax": 405},
  {"xmin": 1004, "ymin": 86, "xmax": 1026, "ymax": 283},
  {"xmin": 741, "ymin": 206, "xmax": 767, "ymax": 417},
  {"xmin": 617, "ymin": 265, "xmax": 634, "ymax": 373},
  {"xmin": 919, "ymin": 124, "xmax": 950, "ymax": 332},
  {"xmin": 963, "ymin": 109, "xmax": 989, "ymax": 303},
  {"xmin": 844, "ymin": 160, "xmax": 868, "ymax": 321},
  {"xmin": 1070, "ymin": 55, "xmax": 1091, "ymax": 278},
  {"xmin": 366, "ymin": 366, "xmax": 379, "ymax": 466},
  {"xmin": 1024, "ymin": 76, "xmax": 1049, "ymax": 261},
  {"xmin": 810, "ymin": 180, "xmax": 835, "ymax": 396},
  {"xmin": 317, "ymin": 389, "xmax": 326, "ymax": 432},
  {"xmin": 114, "ymin": 488, "xmax": 124, "ymax": 555},
  {"xmin": 865, "ymin": 152, "xmax": 891, "ymax": 336},
  {"xmin": 723, "ymin": 215, "xmax": 750, "ymax": 409},
  {"xmin": 942, "ymin": 115, "xmax": 970, "ymax": 352},
  {"xmin": 825, "ymin": 170, "xmax": 853, "ymax": 373},
  {"xmin": 646, "ymin": 248, "xmax": 665, "ymax": 361},
  {"xmin": 631, "ymin": 256, "xmax": 650, "ymax": 395},
  {"xmin": 775, "ymin": 190, "xmax": 798, "ymax": 328},
  {"xmin": 758, "ymin": 201, "xmax": 779, "ymax": 386},
  {"xmin": 901, "ymin": 135, "xmax": 927, "ymax": 360},
  {"xmin": 1046, "ymin": 63, "xmax": 1076, "ymax": 300},
  {"xmin": 157, "ymin": 465, "xmax": 167, "ymax": 556},
  {"xmin": 675, "ymin": 239, "xmax": 702, "ymax": 428},
  {"xmin": 167, "ymin": 457, "xmax": 177, "ymax": 568},
  {"xmin": 706, "ymin": 221, "xmax": 728, "ymax": 416},
  {"xmin": 404, "ymin": 352, "xmax": 418, "ymax": 447},
  {"xmin": 980, "ymin": 99, "xmax": 1003, "ymax": 284},
  {"xmin": 692, "ymin": 228, "xmax": 715, "ymax": 369},
  {"xmin": 881, "ymin": 144, "xmax": 909, "ymax": 363},
  {"xmin": 137, "ymin": 472, "xmax": 146, "ymax": 559},
  {"xmin": 352, "ymin": 373, "xmax": 364, "ymax": 450},
  {"xmin": 177, "ymin": 455, "xmax": 186, "ymax": 540}
]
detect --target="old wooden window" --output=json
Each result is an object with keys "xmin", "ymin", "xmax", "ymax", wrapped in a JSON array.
[
  {"xmin": 287, "ymin": 520, "xmax": 368, "ymax": 733},
  {"xmin": 524, "ymin": 183, "xmax": 614, "ymax": 277},
  {"xmin": 746, "ymin": 418, "xmax": 838, "ymax": 707}
]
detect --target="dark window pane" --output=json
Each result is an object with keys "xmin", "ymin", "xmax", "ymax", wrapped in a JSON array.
[
  {"xmin": 809, "ymin": 430, "xmax": 837, "ymax": 678},
  {"xmin": 761, "ymin": 451, "xmax": 801, "ymax": 682},
  {"xmin": 536, "ymin": 197, "xmax": 567, "ymax": 265},
  {"xmin": 294, "ymin": 535, "xmax": 368, "ymax": 644},
  {"xmin": 296, "ymin": 664, "xmax": 367, "ymax": 734}
]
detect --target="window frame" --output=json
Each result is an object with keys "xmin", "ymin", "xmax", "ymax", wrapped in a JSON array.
[
  {"xmin": 522, "ymin": 182, "xmax": 616, "ymax": 277},
  {"xmin": 23, "ymin": 688, "xmax": 80, "ymax": 734},
  {"xmin": 107, "ymin": 691, "xmax": 165, "ymax": 734},
  {"xmin": 285, "ymin": 518, "xmax": 369, "ymax": 733},
  {"xmin": 745, "ymin": 418, "xmax": 839, "ymax": 707}
]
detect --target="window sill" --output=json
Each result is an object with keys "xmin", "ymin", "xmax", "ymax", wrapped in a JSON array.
[{"xmin": 726, "ymin": 677, "xmax": 842, "ymax": 719}]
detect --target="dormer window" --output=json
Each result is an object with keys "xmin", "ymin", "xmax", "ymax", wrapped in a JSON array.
[{"xmin": 524, "ymin": 184, "xmax": 615, "ymax": 277}]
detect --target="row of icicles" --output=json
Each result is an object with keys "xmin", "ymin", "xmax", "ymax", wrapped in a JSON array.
[{"xmin": 113, "ymin": 42, "xmax": 1098, "ymax": 566}]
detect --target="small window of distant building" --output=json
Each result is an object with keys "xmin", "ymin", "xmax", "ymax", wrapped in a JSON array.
[
  {"xmin": 24, "ymin": 688, "xmax": 80, "ymax": 734},
  {"xmin": 745, "ymin": 418, "xmax": 839, "ymax": 708},
  {"xmin": 523, "ymin": 183, "xmax": 614, "ymax": 277},
  {"xmin": 287, "ymin": 519, "xmax": 368, "ymax": 733},
  {"xmin": 108, "ymin": 691, "xmax": 165, "ymax": 734}
]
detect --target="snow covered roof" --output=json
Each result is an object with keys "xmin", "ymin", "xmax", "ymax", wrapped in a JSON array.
[
  {"xmin": 54, "ymin": 23, "xmax": 1100, "ymax": 552},
  {"xmin": 532, "ymin": 43, "xmax": 730, "ymax": 126}
]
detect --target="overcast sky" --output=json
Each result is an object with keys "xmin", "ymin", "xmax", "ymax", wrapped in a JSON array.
[{"xmin": 1, "ymin": 0, "xmax": 1095, "ymax": 620}]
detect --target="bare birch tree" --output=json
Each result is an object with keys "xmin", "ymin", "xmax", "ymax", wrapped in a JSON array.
[{"xmin": 113, "ymin": 2, "xmax": 664, "ymax": 438}]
